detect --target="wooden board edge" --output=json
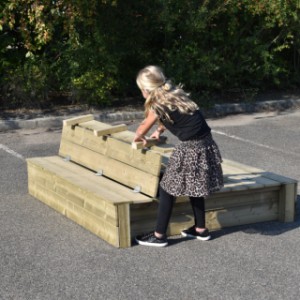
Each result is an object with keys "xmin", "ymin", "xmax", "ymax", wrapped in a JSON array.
[
  {"xmin": 63, "ymin": 114, "xmax": 94, "ymax": 127},
  {"xmin": 278, "ymin": 182, "xmax": 297, "ymax": 222},
  {"xmin": 94, "ymin": 124, "xmax": 128, "ymax": 136},
  {"xmin": 117, "ymin": 204, "xmax": 131, "ymax": 248}
]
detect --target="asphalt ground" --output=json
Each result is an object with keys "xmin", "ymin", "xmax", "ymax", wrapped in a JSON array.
[{"xmin": 0, "ymin": 108, "xmax": 300, "ymax": 300}]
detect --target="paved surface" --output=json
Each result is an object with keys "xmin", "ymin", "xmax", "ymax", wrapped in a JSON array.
[{"xmin": 0, "ymin": 107, "xmax": 300, "ymax": 300}]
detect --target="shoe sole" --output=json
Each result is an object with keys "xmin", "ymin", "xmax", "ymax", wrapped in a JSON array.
[
  {"xmin": 135, "ymin": 238, "xmax": 168, "ymax": 247},
  {"xmin": 181, "ymin": 232, "xmax": 211, "ymax": 241}
]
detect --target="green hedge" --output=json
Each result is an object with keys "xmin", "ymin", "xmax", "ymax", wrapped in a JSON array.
[{"xmin": 0, "ymin": 0, "xmax": 299, "ymax": 108}]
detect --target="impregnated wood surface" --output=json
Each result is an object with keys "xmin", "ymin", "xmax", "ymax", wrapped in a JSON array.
[
  {"xmin": 63, "ymin": 114, "xmax": 94, "ymax": 126},
  {"xmin": 278, "ymin": 183, "xmax": 297, "ymax": 222},
  {"xmin": 27, "ymin": 156, "xmax": 152, "ymax": 204},
  {"xmin": 59, "ymin": 140, "xmax": 160, "ymax": 197},
  {"xmin": 28, "ymin": 167, "xmax": 121, "ymax": 247},
  {"xmin": 77, "ymin": 120, "xmax": 128, "ymax": 136},
  {"xmin": 130, "ymin": 187, "xmax": 280, "ymax": 237},
  {"xmin": 26, "ymin": 116, "xmax": 297, "ymax": 247},
  {"xmin": 61, "ymin": 124, "xmax": 162, "ymax": 176},
  {"xmin": 27, "ymin": 155, "xmax": 154, "ymax": 247},
  {"xmin": 117, "ymin": 204, "xmax": 131, "ymax": 248},
  {"xmin": 220, "ymin": 159, "xmax": 296, "ymax": 193}
]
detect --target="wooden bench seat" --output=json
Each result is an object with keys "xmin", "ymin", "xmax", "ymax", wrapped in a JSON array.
[
  {"xmin": 26, "ymin": 115, "xmax": 298, "ymax": 248},
  {"xmin": 27, "ymin": 155, "xmax": 152, "ymax": 248}
]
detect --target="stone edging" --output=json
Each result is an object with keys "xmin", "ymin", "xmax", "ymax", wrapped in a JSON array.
[{"xmin": 0, "ymin": 99, "xmax": 299, "ymax": 132}]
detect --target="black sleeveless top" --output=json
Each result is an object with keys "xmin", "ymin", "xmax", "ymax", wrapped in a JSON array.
[{"xmin": 159, "ymin": 108, "xmax": 211, "ymax": 141}]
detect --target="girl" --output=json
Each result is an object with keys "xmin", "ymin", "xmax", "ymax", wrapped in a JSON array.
[{"xmin": 134, "ymin": 65, "xmax": 223, "ymax": 247}]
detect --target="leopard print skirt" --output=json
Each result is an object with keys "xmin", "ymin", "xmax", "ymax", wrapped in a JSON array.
[{"xmin": 160, "ymin": 133, "xmax": 223, "ymax": 197}]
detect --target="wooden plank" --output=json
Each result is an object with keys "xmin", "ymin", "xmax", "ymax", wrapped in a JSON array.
[
  {"xmin": 132, "ymin": 191, "xmax": 278, "ymax": 220},
  {"xmin": 28, "ymin": 179, "xmax": 66, "ymax": 215},
  {"xmin": 27, "ymin": 156, "xmax": 153, "ymax": 204},
  {"xmin": 149, "ymin": 187, "xmax": 279, "ymax": 209},
  {"xmin": 218, "ymin": 168, "xmax": 282, "ymax": 192},
  {"xmin": 117, "ymin": 204, "xmax": 131, "ymax": 248},
  {"xmin": 28, "ymin": 169, "xmax": 122, "ymax": 247},
  {"xmin": 225, "ymin": 174, "xmax": 261, "ymax": 186},
  {"xmin": 217, "ymin": 180, "xmax": 261, "ymax": 193},
  {"xmin": 222, "ymin": 162, "xmax": 261, "ymax": 189},
  {"xmin": 61, "ymin": 124, "xmax": 108, "ymax": 155},
  {"xmin": 66, "ymin": 202, "xmax": 120, "ymax": 247},
  {"xmin": 222, "ymin": 162, "xmax": 259, "ymax": 176},
  {"xmin": 33, "ymin": 156, "xmax": 153, "ymax": 204},
  {"xmin": 222, "ymin": 180, "xmax": 263, "ymax": 192},
  {"xmin": 130, "ymin": 199, "xmax": 279, "ymax": 237},
  {"xmin": 131, "ymin": 201, "xmax": 195, "ymax": 225},
  {"xmin": 28, "ymin": 180, "xmax": 73, "ymax": 213},
  {"xmin": 112, "ymin": 130, "xmax": 136, "ymax": 143},
  {"xmin": 94, "ymin": 124, "xmax": 127, "ymax": 137},
  {"xmin": 60, "ymin": 125, "xmax": 162, "ymax": 176},
  {"xmin": 79, "ymin": 120, "xmax": 103, "ymax": 130},
  {"xmin": 169, "ymin": 199, "xmax": 278, "ymax": 233},
  {"xmin": 63, "ymin": 114, "xmax": 94, "ymax": 126},
  {"xmin": 262, "ymin": 172, "xmax": 298, "ymax": 184},
  {"xmin": 223, "ymin": 161, "xmax": 296, "ymax": 188},
  {"xmin": 208, "ymin": 189, "xmax": 279, "ymax": 210},
  {"xmin": 106, "ymin": 137, "xmax": 162, "ymax": 176},
  {"xmin": 223, "ymin": 174, "xmax": 280, "ymax": 191},
  {"xmin": 223, "ymin": 164, "xmax": 247, "ymax": 176},
  {"xmin": 27, "ymin": 161, "xmax": 119, "ymax": 226},
  {"xmin": 223, "ymin": 159, "xmax": 264, "ymax": 174},
  {"xmin": 83, "ymin": 202, "xmax": 117, "ymax": 226},
  {"xmin": 74, "ymin": 120, "xmax": 127, "ymax": 136},
  {"xmin": 205, "ymin": 202, "xmax": 278, "ymax": 231},
  {"xmin": 59, "ymin": 140, "xmax": 160, "ymax": 197},
  {"xmin": 278, "ymin": 183, "xmax": 297, "ymax": 222},
  {"xmin": 250, "ymin": 175, "xmax": 281, "ymax": 188},
  {"xmin": 214, "ymin": 187, "xmax": 279, "ymax": 201},
  {"xmin": 79, "ymin": 120, "xmax": 112, "ymax": 131}
]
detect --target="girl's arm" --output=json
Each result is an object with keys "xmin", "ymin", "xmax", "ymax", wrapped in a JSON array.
[
  {"xmin": 150, "ymin": 124, "xmax": 165, "ymax": 139},
  {"xmin": 133, "ymin": 109, "xmax": 158, "ymax": 144}
]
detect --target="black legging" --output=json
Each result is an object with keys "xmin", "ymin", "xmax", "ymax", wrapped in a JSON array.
[{"xmin": 155, "ymin": 186, "xmax": 206, "ymax": 235}]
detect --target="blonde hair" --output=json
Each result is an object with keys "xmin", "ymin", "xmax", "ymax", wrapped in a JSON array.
[{"xmin": 136, "ymin": 65, "xmax": 198, "ymax": 122}]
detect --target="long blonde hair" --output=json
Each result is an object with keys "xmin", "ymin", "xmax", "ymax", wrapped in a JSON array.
[{"xmin": 136, "ymin": 65, "xmax": 198, "ymax": 122}]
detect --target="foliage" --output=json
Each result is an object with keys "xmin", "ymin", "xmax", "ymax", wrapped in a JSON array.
[
  {"xmin": 0, "ymin": 0, "xmax": 299, "ymax": 108},
  {"xmin": 158, "ymin": 0, "xmax": 300, "ymax": 102}
]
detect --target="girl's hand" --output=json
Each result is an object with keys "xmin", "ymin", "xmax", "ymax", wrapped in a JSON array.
[
  {"xmin": 150, "ymin": 126, "xmax": 165, "ymax": 140},
  {"xmin": 150, "ymin": 130, "xmax": 161, "ymax": 140},
  {"xmin": 133, "ymin": 134, "xmax": 147, "ymax": 146},
  {"xmin": 133, "ymin": 109, "xmax": 158, "ymax": 145}
]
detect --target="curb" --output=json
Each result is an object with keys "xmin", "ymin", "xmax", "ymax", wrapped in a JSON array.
[
  {"xmin": 0, "ymin": 99, "xmax": 299, "ymax": 132},
  {"xmin": 0, "ymin": 111, "xmax": 145, "ymax": 132},
  {"xmin": 212, "ymin": 99, "xmax": 300, "ymax": 117}
]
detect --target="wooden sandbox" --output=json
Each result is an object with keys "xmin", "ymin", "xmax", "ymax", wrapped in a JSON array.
[{"xmin": 27, "ymin": 115, "xmax": 298, "ymax": 247}]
